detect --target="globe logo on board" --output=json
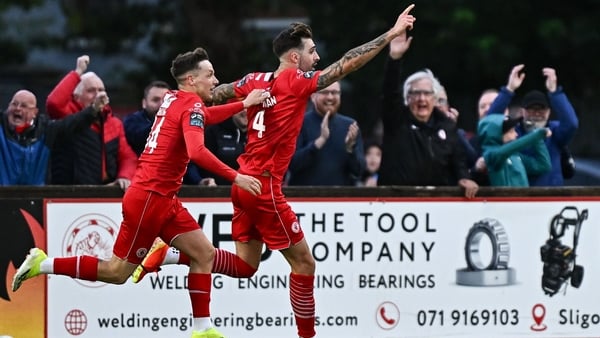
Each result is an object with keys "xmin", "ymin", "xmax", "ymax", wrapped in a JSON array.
[
  {"xmin": 64, "ymin": 309, "xmax": 87, "ymax": 335},
  {"xmin": 62, "ymin": 213, "xmax": 118, "ymax": 288}
]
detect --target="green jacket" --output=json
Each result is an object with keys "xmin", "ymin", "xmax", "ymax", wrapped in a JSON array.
[{"xmin": 478, "ymin": 114, "xmax": 551, "ymax": 187}]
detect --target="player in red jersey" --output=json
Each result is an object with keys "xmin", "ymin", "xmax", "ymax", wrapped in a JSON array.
[
  {"xmin": 12, "ymin": 47, "xmax": 268, "ymax": 338},
  {"xmin": 132, "ymin": 6, "xmax": 416, "ymax": 338}
]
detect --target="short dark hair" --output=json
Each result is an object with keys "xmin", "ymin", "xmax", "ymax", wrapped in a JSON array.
[
  {"xmin": 272, "ymin": 22, "xmax": 313, "ymax": 57},
  {"xmin": 170, "ymin": 47, "xmax": 210, "ymax": 82},
  {"xmin": 144, "ymin": 80, "xmax": 170, "ymax": 98}
]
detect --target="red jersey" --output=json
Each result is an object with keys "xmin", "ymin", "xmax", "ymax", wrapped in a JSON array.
[
  {"xmin": 132, "ymin": 90, "xmax": 244, "ymax": 196},
  {"xmin": 233, "ymin": 68, "xmax": 320, "ymax": 181}
]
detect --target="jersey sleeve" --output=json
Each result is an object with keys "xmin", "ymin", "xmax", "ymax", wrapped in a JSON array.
[
  {"xmin": 287, "ymin": 69, "xmax": 321, "ymax": 98},
  {"xmin": 205, "ymin": 101, "xmax": 244, "ymax": 125},
  {"xmin": 233, "ymin": 73, "xmax": 256, "ymax": 98},
  {"xmin": 182, "ymin": 101, "xmax": 237, "ymax": 182}
]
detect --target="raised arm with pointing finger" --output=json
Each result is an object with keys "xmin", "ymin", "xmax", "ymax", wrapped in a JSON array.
[{"xmin": 132, "ymin": 6, "xmax": 417, "ymax": 338}]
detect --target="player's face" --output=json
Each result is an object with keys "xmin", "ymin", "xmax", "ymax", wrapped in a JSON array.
[
  {"xmin": 193, "ymin": 60, "xmax": 219, "ymax": 102},
  {"xmin": 298, "ymin": 38, "xmax": 320, "ymax": 72}
]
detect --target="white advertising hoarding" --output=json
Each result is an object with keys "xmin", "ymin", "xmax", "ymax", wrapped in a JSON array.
[{"xmin": 45, "ymin": 197, "xmax": 600, "ymax": 338}]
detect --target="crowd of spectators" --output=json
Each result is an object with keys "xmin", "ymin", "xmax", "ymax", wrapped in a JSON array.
[{"xmin": 0, "ymin": 40, "xmax": 580, "ymax": 192}]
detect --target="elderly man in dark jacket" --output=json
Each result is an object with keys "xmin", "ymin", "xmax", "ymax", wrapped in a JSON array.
[
  {"xmin": 378, "ymin": 33, "xmax": 478, "ymax": 198},
  {"xmin": 45, "ymin": 55, "xmax": 137, "ymax": 190}
]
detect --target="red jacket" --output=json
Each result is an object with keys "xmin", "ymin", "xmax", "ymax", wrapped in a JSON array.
[{"xmin": 46, "ymin": 71, "xmax": 137, "ymax": 183}]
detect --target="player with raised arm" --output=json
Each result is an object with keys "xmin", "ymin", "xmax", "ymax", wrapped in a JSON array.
[
  {"xmin": 12, "ymin": 47, "xmax": 267, "ymax": 338},
  {"xmin": 132, "ymin": 6, "xmax": 416, "ymax": 337}
]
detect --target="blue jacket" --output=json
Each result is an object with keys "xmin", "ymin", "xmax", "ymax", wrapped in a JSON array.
[
  {"xmin": 478, "ymin": 114, "xmax": 551, "ymax": 187},
  {"xmin": 0, "ymin": 107, "xmax": 96, "ymax": 185},
  {"xmin": 123, "ymin": 108, "xmax": 153, "ymax": 156},
  {"xmin": 288, "ymin": 109, "xmax": 365, "ymax": 186},
  {"xmin": 487, "ymin": 86, "xmax": 578, "ymax": 186}
]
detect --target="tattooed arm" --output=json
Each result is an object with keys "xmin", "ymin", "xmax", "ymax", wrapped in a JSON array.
[
  {"xmin": 212, "ymin": 82, "xmax": 236, "ymax": 105},
  {"xmin": 317, "ymin": 4, "xmax": 416, "ymax": 90}
]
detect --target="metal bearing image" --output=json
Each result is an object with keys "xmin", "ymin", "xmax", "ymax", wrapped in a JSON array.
[
  {"xmin": 465, "ymin": 218, "xmax": 510, "ymax": 271},
  {"xmin": 456, "ymin": 218, "xmax": 516, "ymax": 286}
]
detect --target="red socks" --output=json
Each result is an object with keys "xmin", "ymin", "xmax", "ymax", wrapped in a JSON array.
[
  {"xmin": 290, "ymin": 273, "xmax": 316, "ymax": 338},
  {"xmin": 53, "ymin": 256, "xmax": 99, "ymax": 281},
  {"xmin": 188, "ymin": 273, "xmax": 212, "ymax": 317},
  {"xmin": 212, "ymin": 248, "xmax": 257, "ymax": 277}
]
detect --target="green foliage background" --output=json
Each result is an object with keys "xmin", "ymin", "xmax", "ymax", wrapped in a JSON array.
[{"xmin": 1, "ymin": 0, "xmax": 599, "ymax": 156}]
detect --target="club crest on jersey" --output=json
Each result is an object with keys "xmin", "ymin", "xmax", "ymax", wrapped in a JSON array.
[{"xmin": 190, "ymin": 112, "xmax": 204, "ymax": 128}]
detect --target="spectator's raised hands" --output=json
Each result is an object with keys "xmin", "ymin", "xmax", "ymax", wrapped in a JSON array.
[
  {"xmin": 389, "ymin": 32, "xmax": 413, "ymax": 60},
  {"xmin": 314, "ymin": 111, "xmax": 331, "ymax": 149},
  {"xmin": 345, "ymin": 121, "xmax": 359, "ymax": 153},
  {"xmin": 543, "ymin": 67, "xmax": 557, "ymax": 93},
  {"xmin": 92, "ymin": 91, "xmax": 110, "ymax": 113},
  {"xmin": 506, "ymin": 64, "xmax": 525, "ymax": 92},
  {"xmin": 76, "ymin": 55, "xmax": 90, "ymax": 75}
]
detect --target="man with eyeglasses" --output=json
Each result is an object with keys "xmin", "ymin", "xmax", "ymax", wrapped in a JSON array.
[
  {"xmin": 287, "ymin": 81, "xmax": 366, "ymax": 186},
  {"xmin": 0, "ymin": 89, "xmax": 107, "ymax": 185},
  {"xmin": 485, "ymin": 64, "xmax": 579, "ymax": 186},
  {"xmin": 129, "ymin": 6, "xmax": 417, "ymax": 338},
  {"xmin": 378, "ymin": 33, "xmax": 478, "ymax": 198}
]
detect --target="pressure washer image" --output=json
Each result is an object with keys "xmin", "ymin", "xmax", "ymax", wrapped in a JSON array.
[{"xmin": 540, "ymin": 206, "xmax": 588, "ymax": 297}]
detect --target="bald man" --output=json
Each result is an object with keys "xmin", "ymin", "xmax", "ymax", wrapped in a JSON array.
[
  {"xmin": 46, "ymin": 55, "xmax": 137, "ymax": 190},
  {"xmin": 0, "ymin": 89, "xmax": 107, "ymax": 185}
]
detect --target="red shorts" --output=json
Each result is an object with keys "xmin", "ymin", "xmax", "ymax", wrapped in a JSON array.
[
  {"xmin": 231, "ymin": 175, "xmax": 305, "ymax": 250},
  {"xmin": 112, "ymin": 186, "xmax": 200, "ymax": 264}
]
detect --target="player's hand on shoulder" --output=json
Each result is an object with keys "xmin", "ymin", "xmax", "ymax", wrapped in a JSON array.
[{"xmin": 242, "ymin": 89, "xmax": 270, "ymax": 108}]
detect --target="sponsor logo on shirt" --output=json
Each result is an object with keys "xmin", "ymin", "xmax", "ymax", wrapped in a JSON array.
[
  {"xmin": 190, "ymin": 112, "xmax": 204, "ymax": 128},
  {"xmin": 295, "ymin": 69, "xmax": 315, "ymax": 79},
  {"xmin": 303, "ymin": 71, "xmax": 315, "ymax": 79}
]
